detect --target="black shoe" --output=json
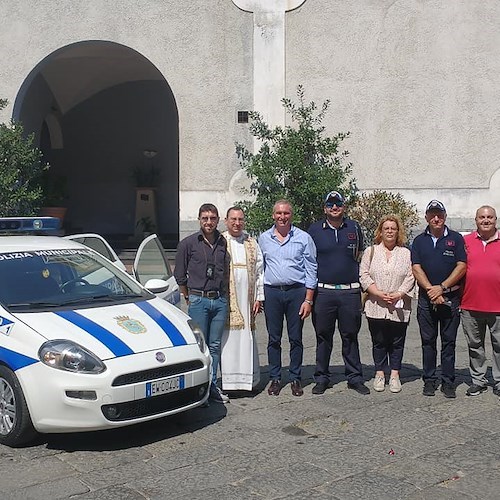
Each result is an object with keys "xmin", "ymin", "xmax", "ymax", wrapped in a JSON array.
[
  {"xmin": 423, "ymin": 381, "xmax": 437, "ymax": 396},
  {"xmin": 290, "ymin": 380, "xmax": 304, "ymax": 397},
  {"xmin": 347, "ymin": 381, "xmax": 370, "ymax": 395},
  {"xmin": 466, "ymin": 384, "xmax": 487, "ymax": 396},
  {"xmin": 441, "ymin": 383, "xmax": 456, "ymax": 399},
  {"xmin": 312, "ymin": 382, "xmax": 328, "ymax": 395}
]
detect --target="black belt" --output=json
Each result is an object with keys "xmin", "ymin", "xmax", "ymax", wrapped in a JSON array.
[
  {"xmin": 266, "ymin": 283, "xmax": 304, "ymax": 291},
  {"xmin": 189, "ymin": 289, "xmax": 223, "ymax": 299}
]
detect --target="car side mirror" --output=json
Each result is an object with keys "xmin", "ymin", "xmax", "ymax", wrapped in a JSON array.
[{"xmin": 144, "ymin": 278, "xmax": 169, "ymax": 294}]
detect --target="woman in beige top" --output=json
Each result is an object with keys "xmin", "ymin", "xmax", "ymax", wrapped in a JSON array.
[{"xmin": 359, "ymin": 215, "xmax": 415, "ymax": 393}]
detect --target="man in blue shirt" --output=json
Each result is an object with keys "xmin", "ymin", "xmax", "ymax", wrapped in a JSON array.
[
  {"xmin": 411, "ymin": 200, "xmax": 466, "ymax": 398},
  {"xmin": 259, "ymin": 200, "xmax": 317, "ymax": 397},
  {"xmin": 308, "ymin": 191, "xmax": 369, "ymax": 395}
]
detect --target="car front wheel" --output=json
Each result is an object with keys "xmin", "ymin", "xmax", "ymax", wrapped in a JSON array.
[{"xmin": 0, "ymin": 365, "xmax": 38, "ymax": 447}]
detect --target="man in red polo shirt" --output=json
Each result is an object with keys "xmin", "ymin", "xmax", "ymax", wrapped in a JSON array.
[{"xmin": 461, "ymin": 205, "xmax": 500, "ymax": 397}]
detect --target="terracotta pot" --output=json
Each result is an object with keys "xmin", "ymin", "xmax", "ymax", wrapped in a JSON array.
[{"xmin": 39, "ymin": 207, "xmax": 67, "ymax": 224}]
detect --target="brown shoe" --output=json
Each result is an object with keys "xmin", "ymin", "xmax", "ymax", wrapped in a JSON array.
[
  {"xmin": 291, "ymin": 380, "xmax": 303, "ymax": 397},
  {"xmin": 268, "ymin": 379, "xmax": 281, "ymax": 396}
]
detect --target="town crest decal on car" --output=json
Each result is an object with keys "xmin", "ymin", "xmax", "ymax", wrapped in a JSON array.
[
  {"xmin": 0, "ymin": 316, "xmax": 14, "ymax": 336},
  {"xmin": 114, "ymin": 315, "xmax": 147, "ymax": 334}
]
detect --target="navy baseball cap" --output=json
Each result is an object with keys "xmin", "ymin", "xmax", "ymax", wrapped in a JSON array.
[
  {"xmin": 425, "ymin": 200, "xmax": 446, "ymax": 213},
  {"xmin": 324, "ymin": 191, "xmax": 344, "ymax": 204}
]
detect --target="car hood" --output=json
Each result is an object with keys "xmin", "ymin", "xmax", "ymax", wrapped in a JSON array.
[{"xmin": 14, "ymin": 298, "xmax": 195, "ymax": 360}]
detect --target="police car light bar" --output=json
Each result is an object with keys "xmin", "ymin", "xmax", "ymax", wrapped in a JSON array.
[{"xmin": 0, "ymin": 217, "xmax": 61, "ymax": 233}]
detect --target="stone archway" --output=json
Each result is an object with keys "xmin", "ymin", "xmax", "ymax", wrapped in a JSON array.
[{"xmin": 13, "ymin": 40, "xmax": 179, "ymax": 244}]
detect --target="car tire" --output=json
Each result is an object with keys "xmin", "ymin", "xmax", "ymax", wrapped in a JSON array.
[{"xmin": 0, "ymin": 365, "xmax": 38, "ymax": 447}]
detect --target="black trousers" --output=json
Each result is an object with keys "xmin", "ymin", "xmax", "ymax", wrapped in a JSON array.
[
  {"xmin": 416, "ymin": 295, "xmax": 460, "ymax": 384},
  {"xmin": 312, "ymin": 288, "xmax": 363, "ymax": 384},
  {"xmin": 367, "ymin": 318, "xmax": 408, "ymax": 372}
]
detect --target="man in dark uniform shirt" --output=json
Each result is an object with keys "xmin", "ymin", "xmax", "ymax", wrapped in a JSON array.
[
  {"xmin": 411, "ymin": 200, "xmax": 466, "ymax": 398},
  {"xmin": 308, "ymin": 191, "xmax": 370, "ymax": 395},
  {"xmin": 174, "ymin": 203, "xmax": 230, "ymax": 404}
]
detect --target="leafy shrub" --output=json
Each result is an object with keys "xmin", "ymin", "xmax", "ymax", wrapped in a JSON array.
[
  {"xmin": 348, "ymin": 190, "xmax": 419, "ymax": 245},
  {"xmin": 236, "ymin": 86, "xmax": 357, "ymax": 234},
  {"xmin": 0, "ymin": 99, "xmax": 45, "ymax": 216}
]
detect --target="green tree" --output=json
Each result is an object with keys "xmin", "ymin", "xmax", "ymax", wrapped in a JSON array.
[
  {"xmin": 236, "ymin": 86, "xmax": 357, "ymax": 234},
  {"xmin": 0, "ymin": 99, "xmax": 45, "ymax": 216},
  {"xmin": 348, "ymin": 190, "xmax": 420, "ymax": 245}
]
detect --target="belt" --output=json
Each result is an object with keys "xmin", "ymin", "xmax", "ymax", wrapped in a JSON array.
[
  {"xmin": 189, "ymin": 289, "xmax": 223, "ymax": 299},
  {"xmin": 444, "ymin": 285, "xmax": 460, "ymax": 293},
  {"xmin": 317, "ymin": 282, "xmax": 360, "ymax": 290},
  {"xmin": 265, "ymin": 283, "xmax": 304, "ymax": 291}
]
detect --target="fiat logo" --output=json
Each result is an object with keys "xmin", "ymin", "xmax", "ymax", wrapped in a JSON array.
[{"xmin": 155, "ymin": 352, "xmax": 166, "ymax": 363}]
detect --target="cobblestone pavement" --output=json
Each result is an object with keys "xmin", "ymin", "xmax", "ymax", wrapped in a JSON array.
[{"xmin": 1, "ymin": 306, "xmax": 500, "ymax": 499}]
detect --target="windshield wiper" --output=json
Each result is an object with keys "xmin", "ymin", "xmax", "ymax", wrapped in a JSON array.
[{"xmin": 7, "ymin": 301, "xmax": 63, "ymax": 310}]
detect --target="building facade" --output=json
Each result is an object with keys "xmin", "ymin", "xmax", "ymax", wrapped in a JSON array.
[{"xmin": 2, "ymin": 0, "xmax": 499, "ymax": 242}]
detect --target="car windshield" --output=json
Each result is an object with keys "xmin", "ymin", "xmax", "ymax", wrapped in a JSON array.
[{"xmin": 0, "ymin": 247, "xmax": 152, "ymax": 311}]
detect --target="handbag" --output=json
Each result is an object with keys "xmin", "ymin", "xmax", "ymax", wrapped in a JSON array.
[{"xmin": 361, "ymin": 245, "xmax": 375, "ymax": 307}]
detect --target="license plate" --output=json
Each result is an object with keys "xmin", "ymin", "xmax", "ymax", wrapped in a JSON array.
[{"xmin": 146, "ymin": 375, "xmax": 185, "ymax": 397}]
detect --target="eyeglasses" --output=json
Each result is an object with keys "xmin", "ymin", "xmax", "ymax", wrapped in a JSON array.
[
  {"xmin": 200, "ymin": 216, "xmax": 218, "ymax": 222},
  {"xmin": 325, "ymin": 200, "xmax": 344, "ymax": 208}
]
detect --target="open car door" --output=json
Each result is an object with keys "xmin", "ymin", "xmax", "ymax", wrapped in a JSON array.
[
  {"xmin": 133, "ymin": 234, "xmax": 180, "ymax": 305},
  {"xmin": 63, "ymin": 233, "xmax": 127, "ymax": 271}
]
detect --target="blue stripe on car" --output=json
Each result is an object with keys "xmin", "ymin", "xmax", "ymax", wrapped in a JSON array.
[
  {"xmin": 0, "ymin": 346, "xmax": 38, "ymax": 371},
  {"xmin": 136, "ymin": 301, "xmax": 187, "ymax": 346},
  {"xmin": 55, "ymin": 310, "xmax": 134, "ymax": 357}
]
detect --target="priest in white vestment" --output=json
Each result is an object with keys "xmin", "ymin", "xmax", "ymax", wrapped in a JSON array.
[{"xmin": 221, "ymin": 207, "xmax": 264, "ymax": 391}]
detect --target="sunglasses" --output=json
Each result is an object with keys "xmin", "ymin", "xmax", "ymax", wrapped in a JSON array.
[{"xmin": 325, "ymin": 200, "xmax": 344, "ymax": 208}]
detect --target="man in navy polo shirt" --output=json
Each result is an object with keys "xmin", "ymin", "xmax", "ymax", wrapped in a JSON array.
[
  {"xmin": 308, "ymin": 191, "xmax": 369, "ymax": 395},
  {"xmin": 411, "ymin": 200, "xmax": 466, "ymax": 398}
]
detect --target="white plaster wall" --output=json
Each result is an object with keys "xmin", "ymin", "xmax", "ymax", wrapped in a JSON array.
[
  {"xmin": 286, "ymin": 0, "xmax": 500, "ymax": 211},
  {"xmin": 0, "ymin": 0, "xmax": 253, "ymax": 236}
]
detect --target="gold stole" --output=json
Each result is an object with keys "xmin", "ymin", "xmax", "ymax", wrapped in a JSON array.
[{"xmin": 223, "ymin": 233, "xmax": 257, "ymax": 330}]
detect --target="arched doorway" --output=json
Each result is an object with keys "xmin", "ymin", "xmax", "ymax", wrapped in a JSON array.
[{"xmin": 13, "ymin": 40, "xmax": 179, "ymax": 246}]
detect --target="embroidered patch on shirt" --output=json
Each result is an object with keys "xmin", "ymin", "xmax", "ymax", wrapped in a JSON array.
[
  {"xmin": 445, "ymin": 240, "xmax": 455, "ymax": 247},
  {"xmin": 347, "ymin": 233, "xmax": 356, "ymax": 240}
]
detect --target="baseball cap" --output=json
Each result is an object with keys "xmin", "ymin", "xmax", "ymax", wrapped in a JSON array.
[
  {"xmin": 324, "ymin": 191, "xmax": 344, "ymax": 204},
  {"xmin": 425, "ymin": 200, "xmax": 446, "ymax": 213}
]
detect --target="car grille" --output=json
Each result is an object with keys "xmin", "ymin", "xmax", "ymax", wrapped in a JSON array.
[
  {"xmin": 112, "ymin": 360, "xmax": 205, "ymax": 386},
  {"xmin": 101, "ymin": 383, "xmax": 209, "ymax": 421}
]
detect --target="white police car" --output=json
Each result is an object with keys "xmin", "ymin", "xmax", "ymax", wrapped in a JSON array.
[{"xmin": 0, "ymin": 218, "xmax": 210, "ymax": 447}]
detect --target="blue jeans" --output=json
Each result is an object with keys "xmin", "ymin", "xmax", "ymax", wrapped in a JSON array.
[
  {"xmin": 188, "ymin": 295, "xmax": 228, "ymax": 386},
  {"xmin": 264, "ymin": 284, "xmax": 306, "ymax": 381}
]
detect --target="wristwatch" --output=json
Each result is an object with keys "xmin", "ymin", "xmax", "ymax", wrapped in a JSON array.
[
  {"xmin": 304, "ymin": 299, "xmax": 313, "ymax": 306},
  {"xmin": 440, "ymin": 284, "xmax": 448, "ymax": 292}
]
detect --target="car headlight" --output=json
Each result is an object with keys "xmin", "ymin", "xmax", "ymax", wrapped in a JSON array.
[
  {"xmin": 39, "ymin": 340, "xmax": 106, "ymax": 374},
  {"xmin": 188, "ymin": 320, "xmax": 207, "ymax": 353}
]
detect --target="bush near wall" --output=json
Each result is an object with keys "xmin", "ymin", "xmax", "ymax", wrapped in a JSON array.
[
  {"xmin": 348, "ymin": 190, "xmax": 419, "ymax": 245},
  {"xmin": 0, "ymin": 99, "xmax": 45, "ymax": 216}
]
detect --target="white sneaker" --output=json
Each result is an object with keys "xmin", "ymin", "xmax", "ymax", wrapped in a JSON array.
[
  {"xmin": 373, "ymin": 375, "xmax": 385, "ymax": 392},
  {"xmin": 209, "ymin": 386, "xmax": 230, "ymax": 404},
  {"xmin": 389, "ymin": 377, "xmax": 402, "ymax": 393}
]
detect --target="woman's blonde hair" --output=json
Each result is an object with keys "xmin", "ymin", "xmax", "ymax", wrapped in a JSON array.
[{"xmin": 373, "ymin": 215, "xmax": 407, "ymax": 246}]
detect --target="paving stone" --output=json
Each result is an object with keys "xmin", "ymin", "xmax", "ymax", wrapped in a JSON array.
[
  {"xmin": 57, "ymin": 447, "xmax": 153, "ymax": 473},
  {"xmin": 325, "ymin": 472, "xmax": 418, "ymax": 500},
  {"xmin": 0, "ymin": 456, "xmax": 77, "ymax": 493},
  {"xmin": 4, "ymin": 477, "xmax": 89, "ymax": 500},
  {"xmin": 71, "ymin": 485, "xmax": 146, "ymax": 499}
]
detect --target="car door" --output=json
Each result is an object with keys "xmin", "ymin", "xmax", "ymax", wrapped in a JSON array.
[
  {"xmin": 133, "ymin": 234, "xmax": 180, "ymax": 305},
  {"xmin": 63, "ymin": 233, "xmax": 127, "ymax": 271}
]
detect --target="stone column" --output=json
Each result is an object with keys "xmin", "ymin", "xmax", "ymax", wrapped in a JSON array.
[{"xmin": 232, "ymin": 0, "xmax": 307, "ymax": 130}]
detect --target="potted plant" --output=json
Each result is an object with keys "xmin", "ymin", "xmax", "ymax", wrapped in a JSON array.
[{"xmin": 39, "ymin": 167, "xmax": 68, "ymax": 222}]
